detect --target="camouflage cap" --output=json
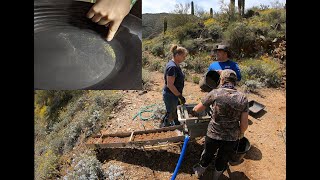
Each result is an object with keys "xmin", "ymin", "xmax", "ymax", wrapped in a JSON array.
[{"xmin": 220, "ymin": 69, "xmax": 237, "ymax": 82}]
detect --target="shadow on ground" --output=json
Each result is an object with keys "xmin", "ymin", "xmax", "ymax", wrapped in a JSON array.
[
  {"xmin": 96, "ymin": 140, "xmax": 204, "ymax": 174},
  {"xmin": 96, "ymin": 139, "xmax": 262, "ymax": 177},
  {"xmin": 249, "ymin": 110, "xmax": 267, "ymax": 119},
  {"xmin": 244, "ymin": 145, "xmax": 262, "ymax": 160}
]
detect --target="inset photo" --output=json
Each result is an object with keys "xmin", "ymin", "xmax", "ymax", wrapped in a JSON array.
[{"xmin": 34, "ymin": 0, "xmax": 142, "ymax": 90}]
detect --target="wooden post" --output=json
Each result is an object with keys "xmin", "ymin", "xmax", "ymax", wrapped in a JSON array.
[{"xmin": 129, "ymin": 131, "xmax": 134, "ymax": 141}]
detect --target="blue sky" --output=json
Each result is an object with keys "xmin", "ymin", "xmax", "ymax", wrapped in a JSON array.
[{"xmin": 142, "ymin": 0, "xmax": 286, "ymax": 14}]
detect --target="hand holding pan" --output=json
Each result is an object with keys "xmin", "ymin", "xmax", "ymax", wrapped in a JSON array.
[{"xmin": 86, "ymin": 0, "xmax": 132, "ymax": 41}]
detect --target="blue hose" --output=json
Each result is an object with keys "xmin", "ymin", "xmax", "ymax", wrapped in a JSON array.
[{"xmin": 171, "ymin": 135, "xmax": 190, "ymax": 180}]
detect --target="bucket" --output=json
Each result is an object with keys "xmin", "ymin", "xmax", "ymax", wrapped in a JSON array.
[
  {"xmin": 199, "ymin": 70, "xmax": 220, "ymax": 92},
  {"xmin": 229, "ymin": 137, "xmax": 251, "ymax": 162}
]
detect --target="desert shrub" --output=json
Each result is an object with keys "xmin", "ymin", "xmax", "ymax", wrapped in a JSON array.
[
  {"xmin": 204, "ymin": 18, "xmax": 218, "ymax": 27},
  {"xmin": 204, "ymin": 18, "xmax": 224, "ymax": 41},
  {"xmin": 241, "ymin": 80, "xmax": 263, "ymax": 93},
  {"xmin": 63, "ymin": 121, "xmax": 82, "ymax": 153},
  {"xmin": 35, "ymin": 90, "xmax": 84, "ymax": 132},
  {"xmin": 207, "ymin": 24, "xmax": 224, "ymax": 41},
  {"xmin": 142, "ymin": 53, "xmax": 148, "ymax": 67},
  {"xmin": 184, "ymin": 54, "xmax": 211, "ymax": 73},
  {"xmin": 267, "ymin": 29, "xmax": 285, "ymax": 39},
  {"xmin": 142, "ymin": 68, "xmax": 152, "ymax": 90},
  {"xmin": 105, "ymin": 164, "xmax": 125, "ymax": 180},
  {"xmin": 260, "ymin": 9, "xmax": 285, "ymax": 24},
  {"xmin": 35, "ymin": 91, "xmax": 122, "ymax": 179},
  {"xmin": 192, "ymin": 75, "xmax": 200, "ymax": 84},
  {"xmin": 35, "ymin": 148, "xmax": 60, "ymax": 180},
  {"xmin": 183, "ymin": 70, "xmax": 192, "ymax": 82},
  {"xmin": 93, "ymin": 92, "xmax": 122, "ymax": 113},
  {"xmin": 167, "ymin": 13, "xmax": 200, "ymax": 29},
  {"xmin": 149, "ymin": 59, "xmax": 165, "ymax": 72},
  {"xmin": 62, "ymin": 150, "xmax": 106, "ymax": 180},
  {"xmin": 246, "ymin": 16, "xmax": 270, "ymax": 36},
  {"xmin": 224, "ymin": 22, "xmax": 256, "ymax": 58},
  {"xmin": 151, "ymin": 42, "xmax": 164, "ymax": 57},
  {"xmin": 181, "ymin": 39, "xmax": 198, "ymax": 55},
  {"xmin": 239, "ymin": 57, "xmax": 282, "ymax": 88},
  {"xmin": 171, "ymin": 23, "xmax": 201, "ymax": 42}
]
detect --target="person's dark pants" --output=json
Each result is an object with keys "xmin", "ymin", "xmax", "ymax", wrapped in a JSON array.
[
  {"xmin": 162, "ymin": 90, "xmax": 180, "ymax": 126},
  {"xmin": 199, "ymin": 136, "xmax": 236, "ymax": 171}
]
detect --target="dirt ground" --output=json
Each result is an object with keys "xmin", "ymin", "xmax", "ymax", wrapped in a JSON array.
[{"xmin": 94, "ymin": 71, "xmax": 286, "ymax": 180}]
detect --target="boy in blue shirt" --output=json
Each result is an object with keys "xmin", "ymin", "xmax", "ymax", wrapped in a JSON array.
[{"xmin": 208, "ymin": 45, "xmax": 241, "ymax": 81}]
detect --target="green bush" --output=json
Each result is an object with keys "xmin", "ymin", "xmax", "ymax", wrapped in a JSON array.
[
  {"xmin": 184, "ymin": 54, "xmax": 211, "ymax": 73},
  {"xmin": 183, "ymin": 69, "xmax": 192, "ymax": 82},
  {"xmin": 35, "ymin": 91, "xmax": 123, "ymax": 180},
  {"xmin": 241, "ymin": 80, "xmax": 263, "ymax": 93},
  {"xmin": 261, "ymin": 9, "xmax": 284, "ymax": 24},
  {"xmin": 207, "ymin": 24, "xmax": 224, "ymax": 41},
  {"xmin": 151, "ymin": 43, "xmax": 164, "ymax": 57},
  {"xmin": 267, "ymin": 28, "xmax": 285, "ymax": 39},
  {"xmin": 142, "ymin": 54, "xmax": 148, "ymax": 67},
  {"xmin": 35, "ymin": 148, "xmax": 59, "ymax": 179},
  {"xmin": 239, "ymin": 57, "xmax": 283, "ymax": 88},
  {"xmin": 246, "ymin": 16, "xmax": 270, "ymax": 36},
  {"xmin": 181, "ymin": 39, "xmax": 198, "ymax": 55},
  {"xmin": 224, "ymin": 22, "xmax": 256, "ymax": 57},
  {"xmin": 167, "ymin": 14, "xmax": 200, "ymax": 29},
  {"xmin": 171, "ymin": 23, "xmax": 201, "ymax": 42},
  {"xmin": 142, "ymin": 68, "xmax": 152, "ymax": 90},
  {"xmin": 35, "ymin": 90, "xmax": 84, "ymax": 133},
  {"xmin": 149, "ymin": 59, "xmax": 165, "ymax": 72},
  {"xmin": 192, "ymin": 75, "xmax": 200, "ymax": 84}
]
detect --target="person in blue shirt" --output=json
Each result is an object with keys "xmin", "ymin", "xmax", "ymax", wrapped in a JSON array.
[
  {"xmin": 208, "ymin": 45, "xmax": 241, "ymax": 81},
  {"xmin": 161, "ymin": 44, "xmax": 188, "ymax": 127}
]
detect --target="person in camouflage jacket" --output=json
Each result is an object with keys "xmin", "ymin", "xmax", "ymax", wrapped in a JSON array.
[{"xmin": 192, "ymin": 69, "xmax": 249, "ymax": 179}]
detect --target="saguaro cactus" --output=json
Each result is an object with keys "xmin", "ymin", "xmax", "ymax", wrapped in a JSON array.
[
  {"xmin": 230, "ymin": 0, "xmax": 235, "ymax": 15},
  {"xmin": 191, "ymin": 1, "xmax": 194, "ymax": 15},
  {"xmin": 163, "ymin": 16, "xmax": 167, "ymax": 35},
  {"xmin": 242, "ymin": 0, "xmax": 245, "ymax": 16},
  {"xmin": 210, "ymin": 8, "xmax": 213, "ymax": 17},
  {"xmin": 238, "ymin": 0, "xmax": 245, "ymax": 17},
  {"xmin": 163, "ymin": 16, "xmax": 167, "ymax": 57}
]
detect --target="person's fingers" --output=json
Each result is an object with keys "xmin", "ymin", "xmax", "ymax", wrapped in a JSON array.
[
  {"xmin": 98, "ymin": 18, "xmax": 110, "ymax": 25},
  {"xmin": 91, "ymin": 14, "xmax": 103, "ymax": 23},
  {"xmin": 86, "ymin": 8, "xmax": 95, "ymax": 19},
  {"xmin": 106, "ymin": 20, "xmax": 122, "ymax": 41}
]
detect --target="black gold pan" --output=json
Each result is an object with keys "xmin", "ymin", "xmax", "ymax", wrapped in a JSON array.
[{"xmin": 34, "ymin": 0, "xmax": 142, "ymax": 90}]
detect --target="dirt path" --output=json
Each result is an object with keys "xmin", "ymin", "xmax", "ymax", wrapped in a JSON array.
[{"xmin": 96, "ymin": 71, "xmax": 286, "ymax": 180}]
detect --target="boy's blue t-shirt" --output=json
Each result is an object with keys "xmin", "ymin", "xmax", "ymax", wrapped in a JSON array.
[
  {"xmin": 163, "ymin": 60, "xmax": 185, "ymax": 95},
  {"xmin": 208, "ymin": 60, "xmax": 241, "ymax": 81}
]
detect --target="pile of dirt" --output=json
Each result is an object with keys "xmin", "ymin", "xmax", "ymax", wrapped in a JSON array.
[
  {"xmin": 102, "ymin": 137, "xmax": 130, "ymax": 143},
  {"xmin": 86, "ymin": 136, "xmax": 129, "ymax": 144},
  {"xmin": 133, "ymin": 130, "xmax": 178, "ymax": 141}
]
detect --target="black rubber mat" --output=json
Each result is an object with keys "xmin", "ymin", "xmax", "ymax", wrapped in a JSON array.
[{"xmin": 34, "ymin": 1, "xmax": 142, "ymax": 90}]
